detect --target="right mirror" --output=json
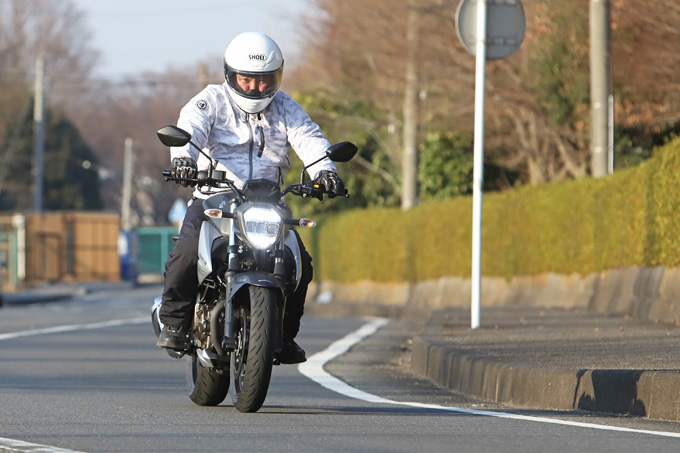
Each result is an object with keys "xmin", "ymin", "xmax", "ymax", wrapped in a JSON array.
[{"xmin": 157, "ymin": 125, "xmax": 192, "ymax": 147}]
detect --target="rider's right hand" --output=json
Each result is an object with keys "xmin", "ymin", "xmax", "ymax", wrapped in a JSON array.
[{"xmin": 170, "ymin": 157, "xmax": 198, "ymax": 187}]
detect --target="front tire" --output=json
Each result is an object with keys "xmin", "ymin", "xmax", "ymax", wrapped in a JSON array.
[{"xmin": 230, "ymin": 286, "xmax": 277, "ymax": 413}]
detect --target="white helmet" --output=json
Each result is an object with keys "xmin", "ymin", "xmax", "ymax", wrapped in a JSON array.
[{"xmin": 224, "ymin": 32, "xmax": 284, "ymax": 114}]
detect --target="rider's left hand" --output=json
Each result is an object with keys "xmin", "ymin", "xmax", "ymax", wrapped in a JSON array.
[{"xmin": 314, "ymin": 171, "xmax": 346, "ymax": 198}]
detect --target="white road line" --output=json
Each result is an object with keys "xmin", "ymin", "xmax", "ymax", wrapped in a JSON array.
[
  {"xmin": 0, "ymin": 436, "xmax": 85, "ymax": 453},
  {"xmin": 0, "ymin": 317, "xmax": 148, "ymax": 341},
  {"xmin": 298, "ymin": 317, "xmax": 680, "ymax": 439}
]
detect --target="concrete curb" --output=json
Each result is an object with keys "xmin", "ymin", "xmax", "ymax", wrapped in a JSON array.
[
  {"xmin": 411, "ymin": 335, "xmax": 680, "ymax": 422},
  {"xmin": 309, "ymin": 265, "xmax": 680, "ymax": 423}
]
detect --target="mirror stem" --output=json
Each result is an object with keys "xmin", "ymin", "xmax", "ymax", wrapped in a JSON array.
[
  {"xmin": 300, "ymin": 155, "xmax": 327, "ymax": 184},
  {"xmin": 189, "ymin": 139, "xmax": 215, "ymax": 178}
]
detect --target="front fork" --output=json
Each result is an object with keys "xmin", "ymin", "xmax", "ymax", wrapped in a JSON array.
[
  {"xmin": 223, "ymin": 298, "xmax": 236, "ymax": 351},
  {"xmin": 222, "ymin": 201, "xmax": 239, "ymax": 352},
  {"xmin": 217, "ymin": 279, "xmax": 286, "ymax": 357},
  {"xmin": 216, "ymin": 200, "xmax": 288, "ymax": 359}
]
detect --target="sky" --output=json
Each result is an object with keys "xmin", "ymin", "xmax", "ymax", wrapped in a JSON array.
[{"xmin": 70, "ymin": 0, "xmax": 315, "ymax": 79}]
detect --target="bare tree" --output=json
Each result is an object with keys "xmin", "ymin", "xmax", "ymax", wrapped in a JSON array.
[
  {"xmin": 610, "ymin": 0, "xmax": 680, "ymax": 127},
  {"xmin": 65, "ymin": 62, "xmax": 226, "ymax": 225},
  {"xmin": 0, "ymin": 0, "xmax": 101, "ymax": 203},
  {"xmin": 0, "ymin": 0, "xmax": 99, "ymax": 106},
  {"xmin": 293, "ymin": 0, "xmax": 680, "ymax": 186}
]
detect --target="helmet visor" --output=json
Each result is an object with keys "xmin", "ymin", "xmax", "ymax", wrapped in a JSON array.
[{"xmin": 226, "ymin": 66, "xmax": 283, "ymax": 99}]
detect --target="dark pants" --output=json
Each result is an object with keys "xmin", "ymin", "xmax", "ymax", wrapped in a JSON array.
[{"xmin": 160, "ymin": 199, "xmax": 313, "ymax": 341}]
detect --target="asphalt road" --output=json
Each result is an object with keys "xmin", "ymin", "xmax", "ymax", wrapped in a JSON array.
[{"xmin": 1, "ymin": 284, "xmax": 680, "ymax": 452}]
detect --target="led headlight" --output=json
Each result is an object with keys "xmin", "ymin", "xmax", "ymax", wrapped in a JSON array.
[{"xmin": 242, "ymin": 205, "xmax": 282, "ymax": 249}]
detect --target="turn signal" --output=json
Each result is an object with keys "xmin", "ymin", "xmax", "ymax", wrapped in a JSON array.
[
  {"xmin": 298, "ymin": 218, "xmax": 317, "ymax": 228},
  {"xmin": 204, "ymin": 209, "xmax": 223, "ymax": 218}
]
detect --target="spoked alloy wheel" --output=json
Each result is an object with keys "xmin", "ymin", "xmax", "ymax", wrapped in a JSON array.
[{"xmin": 231, "ymin": 286, "xmax": 276, "ymax": 413}]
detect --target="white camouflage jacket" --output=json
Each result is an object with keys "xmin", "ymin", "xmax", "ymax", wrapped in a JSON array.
[{"xmin": 171, "ymin": 83, "xmax": 337, "ymax": 199}]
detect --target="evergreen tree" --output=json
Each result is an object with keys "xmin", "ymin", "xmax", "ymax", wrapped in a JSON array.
[{"xmin": 0, "ymin": 100, "xmax": 103, "ymax": 211}]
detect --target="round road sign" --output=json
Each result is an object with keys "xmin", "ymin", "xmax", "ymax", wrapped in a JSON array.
[{"xmin": 456, "ymin": 0, "xmax": 526, "ymax": 60}]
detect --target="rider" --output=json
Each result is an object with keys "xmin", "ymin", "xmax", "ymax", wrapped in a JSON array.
[{"xmin": 156, "ymin": 32, "xmax": 346, "ymax": 364}]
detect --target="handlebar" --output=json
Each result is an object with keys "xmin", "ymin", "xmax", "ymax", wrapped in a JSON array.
[
  {"xmin": 163, "ymin": 169, "xmax": 246, "ymax": 203},
  {"xmin": 163, "ymin": 170, "xmax": 349, "ymax": 200},
  {"xmin": 163, "ymin": 169, "xmax": 234, "ymax": 187},
  {"xmin": 282, "ymin": 181, "xmax": 350, "ymax": 200}
]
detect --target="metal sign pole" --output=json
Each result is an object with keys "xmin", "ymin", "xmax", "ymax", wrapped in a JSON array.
[
  {"xmin": 470, "ymin": 0, "xmax": 487, "ymax": 330},
  {"xmin": 456, "ymin": 0, "xmax": 525, "ymax": 330}
]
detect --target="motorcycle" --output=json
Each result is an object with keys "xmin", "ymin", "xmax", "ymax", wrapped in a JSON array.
[{"xmin": 151, "ymin": 125, "xmax": 357, "ymax": 412}]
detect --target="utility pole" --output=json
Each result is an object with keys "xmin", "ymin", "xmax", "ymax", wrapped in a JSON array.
[
  {"xmin": 401, "ymin": 0, "xmax": 419, "ymax": 211},
  {"xmin": 32, "ymin": 54, "xmax": 45, "ymax": 212},
  {"xmin": 199, "ymin": 63, "xmax": 208, "ymax": 91},
  {"xmin": 121, "ymin": 138, "xmax": 133, "ymax": 230},
  {"xmin": 590, "ymin": 0, "xmax": 611, "ymax": 177}
]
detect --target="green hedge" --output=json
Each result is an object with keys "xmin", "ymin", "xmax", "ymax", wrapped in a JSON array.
[{"xmin": 301, "ymin": 137, "xmax": 680, "ymax": 283}]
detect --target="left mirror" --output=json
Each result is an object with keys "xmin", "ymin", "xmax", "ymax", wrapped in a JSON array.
[{"xmin": 326, "ymin": 141, "xmax": 358, "ymax": 163}]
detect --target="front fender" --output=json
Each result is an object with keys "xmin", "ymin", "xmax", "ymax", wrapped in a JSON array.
[{"xmin": 226, "ymin": 271, "xmax": 284, "ymax": 301}]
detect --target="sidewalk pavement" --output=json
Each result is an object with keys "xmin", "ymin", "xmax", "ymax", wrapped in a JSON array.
[
  {"xmin": 411, "ymin": 306, "xmax": 680, "ymax": 423},
  {"xmin": 307, "ymin": 301, "xmax": 680, "ymax": 423}
]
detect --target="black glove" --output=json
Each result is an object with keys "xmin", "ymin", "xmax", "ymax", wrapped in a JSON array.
[
  {"xmin": 170, "ymin": 157, "xmax": 197, "ymax": 187},
  {"xmin": 314, "ymin": 170, "xmax": 346, "ymax": 198}
]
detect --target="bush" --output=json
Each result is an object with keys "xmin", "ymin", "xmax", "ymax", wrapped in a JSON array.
[{"xmin": 308, "ymin": 136, "xmax": 680, "ymax": 283}]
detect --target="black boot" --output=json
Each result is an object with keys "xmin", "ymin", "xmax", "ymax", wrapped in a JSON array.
[
  {"xmin": 277, "ymin": 339, "xmax": 307, "ymax": 364},
  {"xmin": 156, "ymin": 325, "xmax": 190, "ymax": 351}
]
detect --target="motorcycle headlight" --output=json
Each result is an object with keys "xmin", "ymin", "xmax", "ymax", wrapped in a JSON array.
[{"xmin": 242, "ymin": 205, "xmax": 282, "ymax": 250}]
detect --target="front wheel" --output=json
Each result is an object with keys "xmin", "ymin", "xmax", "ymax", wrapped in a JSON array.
[{"xmin": 230, "ymin": 286, "xmax": 277, "ymax": 413}]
